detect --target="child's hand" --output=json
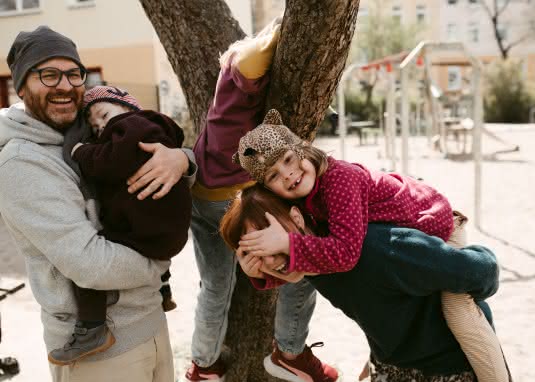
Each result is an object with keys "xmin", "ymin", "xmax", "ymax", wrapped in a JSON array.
[
  {"xmin": 71, "ymin": 142, "xmax": 84, "ymax": 156},
  {"xmin": 236, "ymin": 247, "xmax": 265, "ymax": 279},
  {"xmin": 239, "ymin": 212, "xmax": 290, "ymax": 257},
  {"xmin": 127, "ymin": 142, "xmax": 189, "ymax": 200}
]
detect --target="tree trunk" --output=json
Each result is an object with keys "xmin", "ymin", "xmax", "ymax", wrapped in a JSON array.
[
  {"xmin": 268, "ymin": 0, "xmax": 361, "ymax": 140},
  {"xmin": 139, "ymin": 1, "xmax": 360, "ymax": 380}
]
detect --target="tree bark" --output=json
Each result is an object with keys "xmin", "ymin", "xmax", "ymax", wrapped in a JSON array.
[
  {"xmin": 268, "ymin": 0, "xmax": 361, "ymax": 140},
  {"xmin": 139, "ymin": 0, "xmax": 245, "ymax": 132},
  {"xmin": 139, "ymin": 1, "xmax": 360, "ymax": 380}
]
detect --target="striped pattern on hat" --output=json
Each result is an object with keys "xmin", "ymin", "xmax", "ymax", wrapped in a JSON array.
[{"xmin": 83, "ymin": 86, "xmax": 141, "ymax": 114}]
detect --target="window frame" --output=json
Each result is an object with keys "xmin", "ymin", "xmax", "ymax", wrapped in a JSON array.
[
  {"xmin": 66, "ymin": 0, "xmax": 95, "ymax": 10},
  {"xmin": 0, "ymin": 0, "xmax": 41, "ymax": 17},
  {"xmin": 447, "ymin": 66, "xmax": 462, "ymax": 91},
  {"xmin": 416, "ymin": 4, "xmax": 426, "ymax": 24}
]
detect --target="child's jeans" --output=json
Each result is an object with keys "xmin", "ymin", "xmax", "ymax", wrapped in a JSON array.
[
  {"xmin": 442, "ymin": 211, "xmax": 510, "ymax": 382},
  {"xmin": 190, "ymin": 197, "xmax": 316, "ymax": 367}
]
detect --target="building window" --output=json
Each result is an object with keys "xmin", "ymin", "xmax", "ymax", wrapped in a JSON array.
[
  {"xmin": 497, "ymin": 24, "xmax": 508, "ymax": 41},
  {"xmin": 448, "ymin": 66, "xmax": 462, "ymax": 90},
  {"xmin": 416, "ymin": 5, "xmax": 426, "ymax": 23},
  {"xmin": 358, "ymin": 7, "xmax": 368, "ymax": 20},
  {"xmin": 0, "ymin": 76, "xmax": 19, "ymax": 108},
  {"xmin": 392, "ymin": 5, "xmax": 402, "ymax": 23},
  {"xmin": 85, "ymin": 69, "xmax": 104, "ymax": 89},
  {"xmin": 468, "ymin": 0, "xmax": 478, "ymax": 4},
  {"xmin": 448, "ymin": 0, "xmax": 458, "ymax": 4},
  {"xmin": 468, "ymin": 22, "xmax": 479, "ymax": 42},
  {"xmin": 0, "ymin": 0, "xmax": 40, "ymax": 15},
  {"xmin": 67, "ymin": 0, "xmax": 95, "ymax": 9},
  {"xmin": 447, "ymin": 23, "xmax": 458, "ymax": 41}
]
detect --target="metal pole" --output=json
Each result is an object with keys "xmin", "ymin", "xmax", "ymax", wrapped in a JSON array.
[
  {"xmin": 401, "ymin": 67, "xmax": 410, "ymax": 175},
  {"xmin": 387, "ymin": 70, "xmax": 397, "ymax": 171},
  {"xmin": 472, "ymin": 68, "xmax": 483, "ymax": 229},
  {"xmin": 337, "ymin": 80, "xmax": 347, "ymax": 160}
]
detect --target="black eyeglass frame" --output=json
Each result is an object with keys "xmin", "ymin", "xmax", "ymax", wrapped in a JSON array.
[{"xmin": 29, "ymin": 67, "xmax": 88, "ymax": 88}]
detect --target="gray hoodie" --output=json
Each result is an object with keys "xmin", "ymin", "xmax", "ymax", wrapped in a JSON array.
[{"xmin": 0, "ymin": 103, "xmax": 170, "ymax": 360}]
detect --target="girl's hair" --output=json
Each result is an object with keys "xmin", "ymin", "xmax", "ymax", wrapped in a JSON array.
[
  {"xmin": 220, "ymin": 184, "xmax": 300, "ymax": 250},
  {"xmin": 300, "ymin": 145, "xmax": 329, "ymax": 178}
]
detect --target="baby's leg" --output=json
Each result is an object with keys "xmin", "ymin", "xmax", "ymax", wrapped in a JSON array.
[
  {"xmin": 48, "ymin": 284, "xmax": 114, "ymax": 365},
  {"xmin": 442, "ymin": 211, "xmax": 509, "ymax": 382},
  {"xmin": 74, "ymin": 285, "xmax": 107, "ymax": 326}
]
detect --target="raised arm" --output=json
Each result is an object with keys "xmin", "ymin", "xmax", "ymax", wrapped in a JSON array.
[{"xmin": 0, "ymin": 155, "xmax": 168, "ymax": 291}]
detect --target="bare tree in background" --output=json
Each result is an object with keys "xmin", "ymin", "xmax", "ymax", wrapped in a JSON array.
[
  {"xmin": 139, "ymin": 0, "xmax": 360, "ymax": 380},
  {"xmin": 479, "ymin": 0, "xmax": 535, "ymax": 60}
]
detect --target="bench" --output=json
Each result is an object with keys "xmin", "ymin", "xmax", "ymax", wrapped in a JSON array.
[{"xmin": 347, "ymin": 121, "xmax": 380, "ymax": 145}]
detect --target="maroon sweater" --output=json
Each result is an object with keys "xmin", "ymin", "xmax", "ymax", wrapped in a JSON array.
[
  {"xmin": 73, "ymin": 110, "xmax": 192, "ymax": 260},
  {"xmin": 193, "ymin": 61, "xmax": 269, "ymax": 189}
]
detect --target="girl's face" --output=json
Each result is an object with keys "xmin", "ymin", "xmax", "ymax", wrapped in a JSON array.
[
  {"xmin": 87, "ymin": 102, "xmax": 130, "ymax": 137},
  {"xmin": 263, "ymin": 150, "xmax": 316, "ymax": 200}
]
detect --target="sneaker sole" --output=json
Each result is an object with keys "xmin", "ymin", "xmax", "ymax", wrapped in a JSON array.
[
  {"xmin": 263, "ymin": 355, "xmax": 309, "ymax": 382},
  {"xmin": 47, "ymin": 332, "xmax": 116, "ymax": 366},
  {"xmin": 185, "ymin": 375, "xmax": 225, "ymax": 382}
]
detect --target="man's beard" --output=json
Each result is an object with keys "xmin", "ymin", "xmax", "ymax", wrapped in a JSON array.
[{"xmin": 23, "ymin": 88, "xmax": 82, "ymax": 132}]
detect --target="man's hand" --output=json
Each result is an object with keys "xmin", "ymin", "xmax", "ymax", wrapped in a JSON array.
[
  {"xmin": 236, "ymin": 248, "xmax": 265, "ymax": 279},
  {"xmin": 238, "ymin": 212, "xmax": 290, "ymax": 257},
  {"xmin": 127, "ymin": 142, "xmax": 188, "ymax": 200}
]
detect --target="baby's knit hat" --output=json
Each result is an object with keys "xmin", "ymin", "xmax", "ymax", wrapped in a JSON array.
[
  {"xmin": 234, "ymin": 109, "xmax": 305, "ymax": 183},
  {"xmin": 83, "ymin": 85, "xmax": 141, "ymax": 114}
]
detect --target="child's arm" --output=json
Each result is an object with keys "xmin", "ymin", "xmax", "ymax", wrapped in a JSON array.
[
  {"xmin": 73, "ymin": 112, "xmax": 178, "ymax": 182},
  {"xmin": 288, "ymin": 162, "xmax": 372, "ymax": 274}
]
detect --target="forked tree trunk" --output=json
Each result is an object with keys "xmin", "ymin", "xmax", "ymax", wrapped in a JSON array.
[
  {"xmin": 269, "ymin": 0, "xmax": 361, "ymax": 140},
  {"xmin": 139, "ymin": 1, "xmax": 359, "ymax": 380}
]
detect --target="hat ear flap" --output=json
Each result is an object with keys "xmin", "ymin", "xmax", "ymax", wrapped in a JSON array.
[
  {"xmin": 263, "ymin": 109, "xmax": 283, "ymax": 125},
  {"xmin": 232, "ymin": 152, "xmax": 241, "ymax": 165}
]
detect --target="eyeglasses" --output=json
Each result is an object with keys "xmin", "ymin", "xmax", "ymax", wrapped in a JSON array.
[{"xmin": 30, "ymin": 67, "xmax": 87, "ymax": 88}]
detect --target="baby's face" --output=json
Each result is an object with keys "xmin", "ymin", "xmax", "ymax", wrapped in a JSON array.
[{"xmin": 87, "ymin": 102, "xmax": 131, "ymax": 137}]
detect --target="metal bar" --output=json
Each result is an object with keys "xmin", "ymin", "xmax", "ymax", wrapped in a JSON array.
[{"xmin": 400, "ymin": 66, "xmax": 409, "ymax": 175}]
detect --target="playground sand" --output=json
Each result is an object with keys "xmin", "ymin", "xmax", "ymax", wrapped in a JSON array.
[{"xmin": 1, "ymin": 124, "xmax": 534, "ymax": 381}]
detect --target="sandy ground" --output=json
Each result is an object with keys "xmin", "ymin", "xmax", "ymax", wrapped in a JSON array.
[{"xmin": 1, "ymin": 124, "xmax": 534, "ymax": 381}]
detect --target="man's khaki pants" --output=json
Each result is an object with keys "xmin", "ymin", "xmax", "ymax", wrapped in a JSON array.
[{"xmin": 49, "ymin": 323, "xmax": 174, "ymax": 382}]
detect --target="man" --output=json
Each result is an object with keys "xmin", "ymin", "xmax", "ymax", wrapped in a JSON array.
[{"xmin": 0, "ymin": 26, "xmax": 195, "ymax": 381}]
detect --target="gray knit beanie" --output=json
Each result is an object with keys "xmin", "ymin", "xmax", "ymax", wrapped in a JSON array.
[{"xmin": 7, "ymin": 25, "xmax": 85, "ymax": 92}]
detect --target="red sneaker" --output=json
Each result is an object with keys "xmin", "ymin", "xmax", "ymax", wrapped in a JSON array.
[
  {"xmin": 185, "ymin": 357, "xmax": 226, "ymax": 381},
  {"xmin": 264, "ymin": 342, "xmax": 339, "ymax": 382}
]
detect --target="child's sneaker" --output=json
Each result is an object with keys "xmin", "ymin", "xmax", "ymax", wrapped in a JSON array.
[
  {"xmin": 47, "ymin": 322, "xmax": 115, "ymax": 366},
  {"xmin": 264, "ymin": 342, "xmax": 338, "ymax": 382},
  {"xmin": 185, "ymin": 357, "xmax": 226, "ymax": 381}
]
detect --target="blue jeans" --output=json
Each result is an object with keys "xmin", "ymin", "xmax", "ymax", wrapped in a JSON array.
[{"xmin": 190, "ymin": 197, "xmax": 317, "ymax": 367}]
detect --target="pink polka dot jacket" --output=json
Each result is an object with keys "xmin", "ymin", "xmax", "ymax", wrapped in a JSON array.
[{"xmin": 287, "ymin": 156, "xmax": 454, "ymax": 274}]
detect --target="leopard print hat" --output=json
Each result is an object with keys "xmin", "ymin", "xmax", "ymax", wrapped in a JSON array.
[{"xmin": 233, "ymin": 109, "xmax": 305, "ymax": 183}]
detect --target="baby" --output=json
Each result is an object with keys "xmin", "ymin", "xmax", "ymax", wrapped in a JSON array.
[{"xmin": 48, "ymin": 86, "xmax": 192, "ymax": 366}]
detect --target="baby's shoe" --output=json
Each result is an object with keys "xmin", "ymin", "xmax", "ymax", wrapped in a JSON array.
[{"xmin": 48, "ymin": 321, "xmax": 115, "ymax": 365}]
